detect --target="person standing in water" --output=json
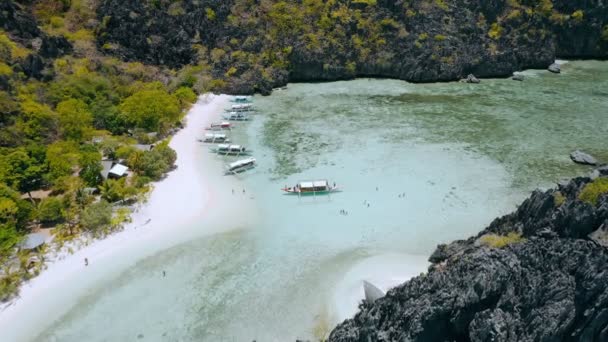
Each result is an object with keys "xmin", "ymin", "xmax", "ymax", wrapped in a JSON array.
[{"xmin": 84, "ymin": 258, "xmax": 89, "ymax": 266}]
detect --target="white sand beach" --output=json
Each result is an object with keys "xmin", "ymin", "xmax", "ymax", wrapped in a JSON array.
[{"xmin": 0, "ymin": 94, "xmax": 258, "ymax": 342}]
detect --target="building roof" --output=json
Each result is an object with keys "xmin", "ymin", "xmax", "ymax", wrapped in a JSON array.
[
  {"xmin": 18, "ymin": 233, "xmax": 47, "ymax": 250},
  {"xmin": 133, "ymin": 144, "xmax": 153, "ymax": 151},
  {"xmin": 20, "ymin": 189, "xmax": 52, "ymax": 200},
  {"xmin": 109, "ymin": 163, "xmax": 128, "ymax": 177}
]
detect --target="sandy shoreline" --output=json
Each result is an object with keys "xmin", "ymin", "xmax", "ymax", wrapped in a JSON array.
[{"xmin": 0, "ymin": 94, "xmax": 258, "ymax": 341}]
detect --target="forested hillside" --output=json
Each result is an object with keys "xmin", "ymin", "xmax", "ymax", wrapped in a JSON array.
[
  {"xmin": 0, "ymin": 0, "xmax": 197, "ymax": 301},
  {"xmin": 97, "ymin": 0, "xmax": 608, "ymax": 93}
]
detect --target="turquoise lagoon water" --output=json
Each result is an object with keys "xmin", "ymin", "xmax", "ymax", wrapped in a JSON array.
[{"xmin": 37, "ymin": 61, "xmax": 608, "ymax": 341}]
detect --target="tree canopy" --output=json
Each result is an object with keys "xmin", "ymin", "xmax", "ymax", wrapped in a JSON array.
[{"xmin": 120, "ymin": 89, "xmax": 180, "ymax": 132}]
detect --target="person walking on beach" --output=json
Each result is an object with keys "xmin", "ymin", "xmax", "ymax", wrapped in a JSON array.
[{"xmin": 84, "ymin": 258, "xmax": 89, "ymax": 267}]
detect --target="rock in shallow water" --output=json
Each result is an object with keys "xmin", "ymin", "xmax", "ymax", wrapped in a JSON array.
[
  {"xmin": 462, "ymin": 74, "xmax": 480, "ymax": 84},
  {"xmin": 512, "ymin": 74, "xmax": 525, "ymax": 81},
  {"xmin": 570, "ymin": 150, "xmax": 599, "ymax": 165},
  {"xmin": 548, "ymin": 63, "xmax": 561, "ymax": 73}
]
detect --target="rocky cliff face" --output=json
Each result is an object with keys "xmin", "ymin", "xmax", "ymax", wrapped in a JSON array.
[
  {"xmin": 1, "ymin": 1, "xmax": 71, "ymax": 81},
  {"xmin": 328, "ymin": 172, "xmax": 608, "ymax": 342},
  {"xmin": 96, "ymin": 0, "xmax": 607, "ymax": 93}
]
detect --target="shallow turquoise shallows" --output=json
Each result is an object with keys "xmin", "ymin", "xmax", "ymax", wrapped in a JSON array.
[{"xmin": 38, "ymin": 61, "xmax": 608, "ymax": 341}]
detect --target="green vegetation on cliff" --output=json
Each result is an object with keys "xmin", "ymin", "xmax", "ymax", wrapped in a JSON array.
[{"xmin": 0, "ymin": 0, "xmax": 198, "ymax": 301}]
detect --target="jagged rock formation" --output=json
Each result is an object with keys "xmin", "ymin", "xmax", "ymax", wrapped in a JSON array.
[
  {"xmin": 328, "ymin": 175, "xmax": 608, "ymax": 342},
  {"xmin": 1, "ymin": 1, "xmax": 71, "ymax": 80},
  {"xmin": 96, "ymin": 0, "xmax": 608, "ymax": 93}
]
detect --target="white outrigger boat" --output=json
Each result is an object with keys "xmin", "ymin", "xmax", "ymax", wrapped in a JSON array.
[
  {"xmin": 210, "ymin": 144, "xmax": 251, "ymax": 156},
  {"xmin": 282, "ymin": 180, "xmax": 340, "ymax": 195},
  {"xmin": 199, "ymin": 133, "xmax": 230, "ymax": 143},
  {"xmin": 231, "ymin": 96, "xmax": 252, "ymax": 103},
  {"xmin": 225, "ymin": 104, "xmax": 254, "ymax": 112},
  {"xmin": 223, "ymin": 111, "xmax": 250, "ymax": 121},
  {"xmin": 206, "ymin": 121, "xmax": 233, "ymax": 131},
  {"xmin": 225, "ymin": 157, "xmax": 256, "ymax": 175}
]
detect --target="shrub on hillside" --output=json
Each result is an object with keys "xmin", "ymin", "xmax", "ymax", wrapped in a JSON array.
[
  {"xmin": 479, "ymin": 232, "xmax": 524, "ymax": 248},
  {"xmin": 579, "ymin": 178, "xmax": 608, "ymax": 206}
]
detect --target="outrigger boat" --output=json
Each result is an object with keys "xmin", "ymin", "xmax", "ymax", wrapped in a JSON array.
[
  {"xmin": 231, "ymin": 96, "xmax": 252, "ymax": 103},
  {"xmin": 282, "ymin": 180, "xmax": 339, "ymax": 195},
  {"xmin": 225, "ymin": 157, "xmax": 256, "ymax": 175},
  {"xmin": 199, "ymin": 133, "xmax": 230, "ymax": 143},
  {"xmin": 206, "ymin": 121, "xmax": 233, "ymax": 131},
  {"xmin": 223, "ymin": 112, "xmax": 250, "ymax": 121},
  {"xmin": 225, "ymin": 104, "xmax": 254, "ymax": 113},
  {"xmin": 210, "ymin": 144, "xmax": 251, "ymax": 156}
]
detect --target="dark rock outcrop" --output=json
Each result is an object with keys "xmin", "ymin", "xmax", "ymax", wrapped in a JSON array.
[
  {"xmin": 329, "ymin": 176, "xmax": 608, "ymax": 342},
  {"xmin": 463, "ymin": 74, "xmax": 481, "ymax": 84},
  {"xmin": 96, "ymin": 0, "xmax": 607, "ymax": 93},
  {"xmin": 1, "ymin": 1, "xmax": 71, "ymax": 80},
  {"xmin": 571, "ymin": 150, "xmax": 599, "ymax": 165}
]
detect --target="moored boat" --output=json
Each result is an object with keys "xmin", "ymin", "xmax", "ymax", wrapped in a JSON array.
[
  {"xmin": 231, "ymin": 96, "xmax": 252, "ymax": 103},
  {"xmin": 225, "ymin": 104, "xmax": 254, "ymax": 112},
  {"xmin": 200, "ymin": 133, "xmax": 230, "ymax": 143},
  {"xmin": 206, "ymin": 121, "xmax": 233, "ymax": 131},
  {"xmin": 225, "ymin": 157, "xmax": 256, "ymax": 175},
  {"xmin": 210, "ymin": 144, "xmax": 251, "ymax": 156},
  {"xmin": 223, "ymin": 112, "xmax": 250, "ymax": 121},
  {"xmin": 282, "ymin": 180, "xmax": 339, "ymax": 195}
]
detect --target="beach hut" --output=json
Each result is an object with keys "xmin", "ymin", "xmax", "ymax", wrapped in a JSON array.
[
  {"xmin": 18, "ymin": 233, "xmax": 47, "ymax": 251},
  {"xmin": 108, "ymin": 163, "xmax": 128, "ymax": 178},
  {"xmin": 100, "ymin": 160, "xmax": 129, "ymax": 180}
]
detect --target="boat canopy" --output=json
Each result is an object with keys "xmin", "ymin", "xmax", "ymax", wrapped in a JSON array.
[
  {"xmin": 299, "ymin": 180, "xmax": 328, "ymax": 188},
  {"xmin": 232, "ymin": 104, "xmax": 252, "ymax": 109},
  {"xmin": 205, "ymin": 133, "xmax": 227, "ymax": 139},
  {"xmin": 228, "ymin": 157, "xmax": 256, "ymax": 169},
  {"xmin": 218, "ymin": 144, "xmax": 244, "ymax": 151},
  {"xmin": 211, "ymin": 121, "xmax": 231, "ymax": 127}
]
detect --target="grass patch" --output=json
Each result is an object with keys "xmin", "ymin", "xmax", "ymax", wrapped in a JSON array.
[
  {"xmin": 554, "ymin": 191, "xmax": 566, "ymax": 207},
  {"xmin": 578, "ymin": 178, "xmax": 608, "ymax": 206},
  {"xmin": 480, "ymin": 232, "xmax": 525, "ymax": 248},
  {"xmin": 488, "ymin": 23, "xmax": 503, "ymax": 40}
]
